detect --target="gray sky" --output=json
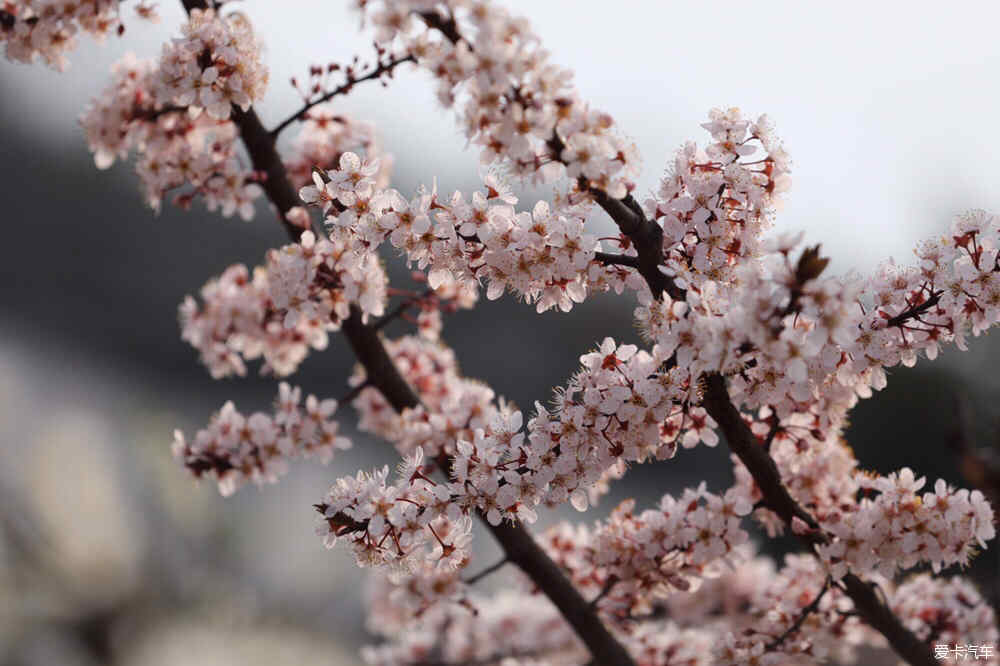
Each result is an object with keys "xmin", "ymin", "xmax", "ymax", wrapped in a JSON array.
[{"xmin": 5, "ymin": 0, "xmax": 1000, "ymax": 270}]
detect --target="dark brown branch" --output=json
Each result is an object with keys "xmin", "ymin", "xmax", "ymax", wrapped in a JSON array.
[
  {"xmin": 837, "ymin": 574, "xmax": 936, "ymax": 666},
  {"xmin": 702, "ymin": 373, "xmax": 937, "ymax": 666},
  {"xmin": 594, "ymin": 251, "xmax": 639, "ymax": 269},
  {"xmin": 702, "ymin": 374, "xmax": 821, "ymax": 536},
  {"xmin": 886, "ymin": 290, "xmax": 943, "ymax": 328},
  {"xmin": 340, "ymin": 306, "xmax": 422, "ymax": 411},
  {"xmin": 586, "ymin": 187, "xmax": 681, "ymax": 301},
  {"xmin": 484, "ymin": 521, "xmax": 634, "ymax": 665},
  {"xmin": 230, "ymin": 107, "xmax": 304, "ymax": 239},
  {"xmin": 270, "ymin": 53, "xmax": 416, "ymax": 139},
  {"xmin": 416, "ymin": 10, "xmax": 464, "ymax": 44}
]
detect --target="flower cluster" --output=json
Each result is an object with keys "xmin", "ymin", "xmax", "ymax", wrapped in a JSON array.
[
  {"xmin": 155, "ymin": 8, "xmax": 267, "ymax": 120},
  {"xmin": 362, "ymin": 581, "xmax": 583, "ymax": 665},
  {"xmin": 891, "ymin": 574, "xmax": 999, "ymax": 664},
  {"xmin": 267, "ymin": 229, "xmax": 387, "ymax": 328},
  {"xmin": 283, "ymin": 104, "xmax": 392, "ymax": 192},
  {"xmin": 817, "ymin": 469, "xmax": 995, "ymax": 579},
  {"xmin": 315, "ymin": 448, "xmax": 474, "ymax": 572},
  {"xmin": 524, "ymin": 337, "xmax": 719, "ymax": 512},
  {"xmin": 345, "ymin": 333, "xmax": 729, "ymax": 555},
  {"xmin": 351, "ymin": 335, "xmax": 670, "ymax": 527},
  {"xmin": 180, "ymin": 231, "xmax": 389, "ymax": 378},
  {"xmin": 298, "ymin": 152, "xmax": 641, "ymax": 313},
  {"xmin": 360, "ymin": 0, "xmax": 639, "ymax": 197},
  {"xmin": 711, "ymin": 554, "xmax": 871, "ymax": 665},
  {"xmin": 172, "ymin": 382, "xmax": 350, "ymax": 496},
  {"xmin": 0, "ymin": 0, "xmax": 155, "ymax": 70},
  {"xmin": 637, "ymin": 206, "xmax": 1000, "ymax": 453},
  {"xmin": 539, "ymin": 484, "xmax": 753, "ymax": 620},
  {"xmin": 80, "ymin": 53, "xmax": 260, "ymax": 217},
  {"xmin": 730, "ymin": 425, "xmax": 995, "ymax": 582},
  {"xmin": 179, "ymin": 263, "xmax": 328, "ymax": 378},
  {"xmin": 647, "ymin": 108, "xmax": 792, "ymax": 293},
  {"xmin": 347, "ymin": 334, "xmax": 551, "ymax": 525},
  {"xmin": 851, "ymin": 208, "xmax": 1000, "ymax": 368}
]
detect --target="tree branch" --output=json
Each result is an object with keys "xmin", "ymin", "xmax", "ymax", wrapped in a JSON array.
[
  {"xmin": 885, "ymin": 290, "xmax": 943, "ymax": 328},
  {"xmin": 594, "ymin": 251, "xmax": 639, "ymax": 269},
  {"xmin": 483, "ymin": 521, "xmax": 634, "ymax": 665},
  {"xmin": 701, "ymin": 373, "xmax": 937, "ymax": 666},
  {"xmin": 701, "ymin": 374, "xmax": 821, "ymax": 536},
  {"xmin": 587, "ymin": 186, "xmax": 681, "ymax": 300},
  {"xmin": 230, "ymin": 107, "xmax": 305, "ymax": 239}
]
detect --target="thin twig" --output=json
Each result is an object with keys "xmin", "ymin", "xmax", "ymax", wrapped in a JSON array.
[
  {"xmin": 463, "ymin": 557, "xmax": 509, "ymax": 585},
  {"xmin": 766, "ymin": 577, "xmax": 830, "ymax": 651},
  {"xmin": 588, "ymin": 575, "xmax": 619, "ymax": 609},
  {"xmin": 337, "ymin": 379, "xmax": 371, "ymax": 405},
  {"xmin": 373, "ymin": 289, "xmax": 432, "ymax": 331},
  {"xmin": 270, "ymin": 53, "xmax": 415, "ymax": 139},
  {"xmin": 762, "ymin": 416, "xmax": 780, "ymax": 452}
]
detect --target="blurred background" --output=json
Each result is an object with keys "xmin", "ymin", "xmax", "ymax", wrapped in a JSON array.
[{"xmin": 1, "ymin": 1, "xmax": 999, "ymax": 664}]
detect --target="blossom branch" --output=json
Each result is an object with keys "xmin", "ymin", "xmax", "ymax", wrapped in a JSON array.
[
  {"xmin": 701, "ymin": 373, "xmax": 938, "ymax": 666},
  {"xmin": 413, "ymin": 10, "xmax": 682, "ymax": 303},
  {"xmin": 483, "ymin": 520, "xmax": 634, "ymax": 665},
  {"xmin": 343, "ymin": 315, "xmax": 636, "ymax": 665},
  {"xmin": 176, "ymin": 3, "xmax": 634, "ymax": 663},
  {"xmin": 217, "ymin": 107, "xmax": 301, "ymax": 239}
]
